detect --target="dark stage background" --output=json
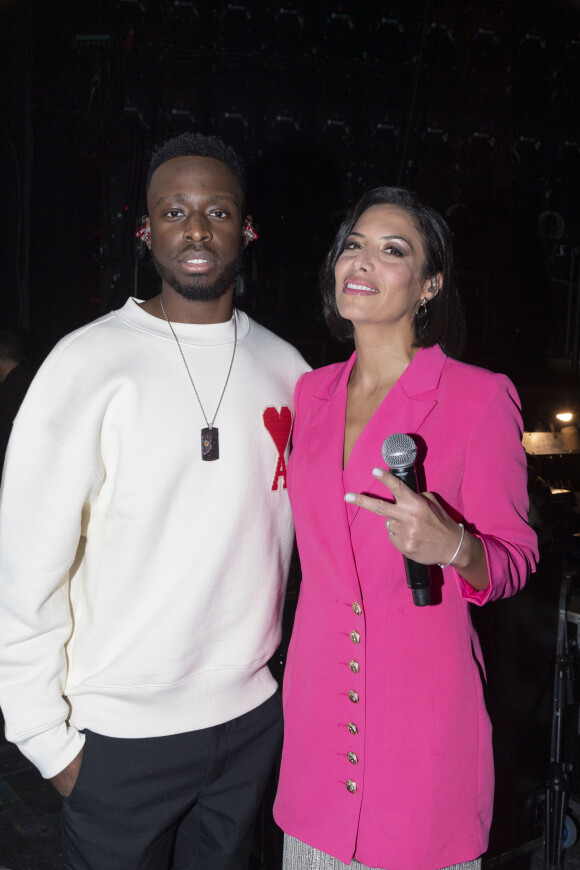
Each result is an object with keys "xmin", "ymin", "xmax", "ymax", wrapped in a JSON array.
[
  {"xmin": 1, "ymin": 2, "xmax": 580, "ymax": 868},
  {"xmin": 1, "ymin": 0, "xmax": 579, "ymax": 390}
]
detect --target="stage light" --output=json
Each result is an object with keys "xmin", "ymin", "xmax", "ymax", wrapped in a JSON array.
[
  {"xmin": 270, "ymin": 112, "xmax": 300, "ymax": 132},
  {"xmin": 267, "ymin": 5, "xmax": 310, "ymax": 55},
  {"xmin": 321, "ymin": 116, "xmax": 350, "ymax": 136},
  {"xmin": 170, "ymin": 0, "xmax": 199, "ymax": 13},
  {"xmin": 123, "ymin": 101, "xmax": 148, "ymax": 128},
  {"xmin": 223, "ymin": 110, "xmax": 248, "ymax": 128},
  {"xmin": 512, "ymin": 135, "xmax": 542, "ymax": 163},
  {"xmin": 218, "ymin": 3, "xmax": 253, "ymax": 47},
  {"xmin": 320, "ymin": 9, "xmax": 356, "ymax": 57},
  {"xmin": 217, "ymin": 106, "xmax": 253, "ymax": 146},
  {"xmin": 163, "ymin": 107, "xmax": 196, "ymax": 136}
]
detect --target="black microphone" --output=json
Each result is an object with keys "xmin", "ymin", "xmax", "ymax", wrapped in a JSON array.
[{"xmin": 381, "ymin": 433, "xmax": 431, "ymax": 607}]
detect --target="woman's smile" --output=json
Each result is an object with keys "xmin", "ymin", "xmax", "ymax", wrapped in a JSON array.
[{"xmin": 342, "ymin": 278, "xmax": 379, "ymax": 295}]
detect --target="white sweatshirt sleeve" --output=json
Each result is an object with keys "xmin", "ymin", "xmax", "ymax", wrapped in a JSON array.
[{"xmin": 0, "ymin": 422, "xmax": 103, "ymax": 777}]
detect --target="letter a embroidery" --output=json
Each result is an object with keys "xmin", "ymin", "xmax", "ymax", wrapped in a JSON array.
[{"xmin": 263, "ymin": 406, "xmax": 292, "ymax": 491}]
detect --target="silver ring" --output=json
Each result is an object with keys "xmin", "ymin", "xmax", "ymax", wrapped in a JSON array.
[{"xmin": 386, "ymin": 518, "xmax": 394, "ymax": 536}]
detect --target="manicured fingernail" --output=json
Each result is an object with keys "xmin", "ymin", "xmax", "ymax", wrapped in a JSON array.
[
  {"xmin": 372, "ymin": 467, "xmax": 384, "ymax": 478},
  {"xmin": 344, "ymin": 492, "xmax": 356, "ymax": 503}
]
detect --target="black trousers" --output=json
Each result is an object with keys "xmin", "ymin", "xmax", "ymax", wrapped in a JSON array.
[{"xmin": 60, "ymin": 691, "xmax": 283, "ymax": 870}]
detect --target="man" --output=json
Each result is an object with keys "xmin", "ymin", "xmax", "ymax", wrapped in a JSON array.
[{"xmin": 0, "ymin": 133, "xmax": 309, "ymax": 869}]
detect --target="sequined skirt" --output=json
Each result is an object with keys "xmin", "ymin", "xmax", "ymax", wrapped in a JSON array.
[{"xmin": 282, "ymin": 833, "xmax": 482, "ymax": 870}]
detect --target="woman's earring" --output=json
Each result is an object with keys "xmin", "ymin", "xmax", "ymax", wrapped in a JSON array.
[
  {"xmin": 243, "ymin": 216, "xmax": 258, "ymax": 242},
  {"xmin": 416, "ymin": 297, "xmax": 429, "ymax": 318},
  {"xmin": 431, "ymin": 278, "xmax": 438, "ymax": 293},
  {"xmin": 135, "ymin": 223, "xmax": 151, "ymax": 243}
]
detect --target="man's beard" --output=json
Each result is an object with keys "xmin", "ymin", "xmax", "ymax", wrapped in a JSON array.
[{"xmin": 152, "ymin": 250, "xmax": 243, "ymax": 303}]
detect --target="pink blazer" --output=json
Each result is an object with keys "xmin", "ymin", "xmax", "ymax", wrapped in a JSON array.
[{"xmin": 274, "ymin": 345, "xmax": 538, "ymax": 870}]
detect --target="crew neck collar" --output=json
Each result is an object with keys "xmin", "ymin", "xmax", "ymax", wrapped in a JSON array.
[{"xmin": 114, "ymin": 297, "xmax": 249, "ymax": 346}]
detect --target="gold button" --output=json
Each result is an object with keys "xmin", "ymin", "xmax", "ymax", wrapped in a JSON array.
[
  {"xmin": 349, "ymin": 660, "xmax": 360, "ymax": 674},
  {"xmin": 347, "ymin": 722, "xmax": 358, "ymax": 734},
  {"xmin": 350, "ymin": 631, "xmax": 361, "ymax": 644},
  {"xmin": 347, "ymin": 751, "xmax": 359, "ymax": 764},
  {"xmin": 352, "ymin": 602, "xmax": 362, "ymax": 615},
  {"xmin": 346, "ymin": 780, "xmax": 357, "ymax": 793},
  {"xmin": 348, "ymin": 690, "xmax": 359, "ymax": 703}
]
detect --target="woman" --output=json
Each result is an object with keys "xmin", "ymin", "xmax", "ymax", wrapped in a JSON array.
[{"xmin": 274, "ymin": 187, "xmax": 538, "ymax": 870}]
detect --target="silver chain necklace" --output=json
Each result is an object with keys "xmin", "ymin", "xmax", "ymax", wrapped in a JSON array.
[{"xmin": 160, "ymin": 298, "xmax": 237, "ymax": 461}]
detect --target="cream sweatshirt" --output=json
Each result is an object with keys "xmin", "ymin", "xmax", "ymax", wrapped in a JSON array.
[{"xmin": 0, "ymin": 299, "xmax": 309, "ymax": 778}]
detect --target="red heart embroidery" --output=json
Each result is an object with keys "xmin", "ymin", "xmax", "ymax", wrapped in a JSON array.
[{"xmin": 263, "ymin": 406, "xmax": 292, "ymax": 491}]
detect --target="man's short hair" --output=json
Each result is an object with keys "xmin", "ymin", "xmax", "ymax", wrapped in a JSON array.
[{"xmin": 146, "ymin": 132, "xmax": 246, "ymax": 202}]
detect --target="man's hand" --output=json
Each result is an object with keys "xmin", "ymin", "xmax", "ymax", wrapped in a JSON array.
[{"xmin": 49, "ymin": 748, "xmax": 84, "ymax": 797}]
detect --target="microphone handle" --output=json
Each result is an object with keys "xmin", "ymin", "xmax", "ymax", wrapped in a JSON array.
[{"xmin": 389, "ymin": 465, "xmax": 431, "ymax": 607}]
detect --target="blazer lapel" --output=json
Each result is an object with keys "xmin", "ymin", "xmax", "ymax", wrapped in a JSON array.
[
  {"xmin": 344, "ymin": 346, "xmax": 447, "ymax": 525},
  {"xmin": 305, "ymin": 354, "xmax": 358, "ymax": 552}
]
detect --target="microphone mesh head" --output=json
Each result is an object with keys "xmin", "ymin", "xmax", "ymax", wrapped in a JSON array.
[{"xmin": 381, "ymin": 433, "xmax": 417, "ymax": 469}]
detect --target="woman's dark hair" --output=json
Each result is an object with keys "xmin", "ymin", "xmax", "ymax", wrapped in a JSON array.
[{"xmin": 320, "ymin": 186, "xmax": 466, "ymax": 358}]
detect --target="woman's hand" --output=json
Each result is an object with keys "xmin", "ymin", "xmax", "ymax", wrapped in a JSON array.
[{"xmin": 345, "ymin": 468, "xmax": 490, "ymax": 591}]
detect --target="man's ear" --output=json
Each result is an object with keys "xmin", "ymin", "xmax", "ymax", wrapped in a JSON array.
[
  {"xmin": 134, "ymin": 215, "xmax": 151, "ymax": 247},
  {"xmin": 242, "ymin": 215, "xmax": 258, "ymax": 248},
  {"xmin": 144, "ymin": 216, "xmax": 151, "ymax": 249}
]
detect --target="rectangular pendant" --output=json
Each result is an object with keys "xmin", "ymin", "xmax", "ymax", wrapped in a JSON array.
[{"xmin": 201, "ymin": 427, "xmax": 219, "ymax": 461}]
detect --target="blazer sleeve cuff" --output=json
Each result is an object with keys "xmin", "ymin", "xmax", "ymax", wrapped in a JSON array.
[{"xmin": 456, "ymin": 532, "xmax": 533, "ymax": 606}]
